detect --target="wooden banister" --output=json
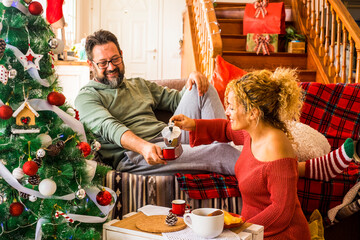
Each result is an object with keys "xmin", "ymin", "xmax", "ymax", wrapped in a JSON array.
[
  {"xmin": 186, "ymin": 0, "xmax": 222, "ymax": 80},
  {"xmin": 293, "ymin": 0, "xmax": 360, "ymax": 83}
]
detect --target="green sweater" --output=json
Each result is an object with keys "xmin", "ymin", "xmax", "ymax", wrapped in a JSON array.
[{"xmin": 75, "ymin": 78, "xmax": 185, "ymax": 168}]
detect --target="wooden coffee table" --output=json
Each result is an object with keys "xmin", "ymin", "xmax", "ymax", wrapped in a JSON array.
[{"xmin": 103, "ymin": 211, "xmax": 264, "ymax": 240}]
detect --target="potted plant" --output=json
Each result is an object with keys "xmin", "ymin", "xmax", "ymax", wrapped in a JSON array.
[{"xmin": 285, "ymin": 26, "xmax": 306, "ymax": 53}]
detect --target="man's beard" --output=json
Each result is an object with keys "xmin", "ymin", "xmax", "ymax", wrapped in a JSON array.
[{"xmin": 95, "ymin": 68, "xmax": 124, "ymax": 88}]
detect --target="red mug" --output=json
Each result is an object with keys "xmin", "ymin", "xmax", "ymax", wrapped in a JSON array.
[
  {"xmin": 163, "ymin": 148, "xmax": 176, "ymax": 160},
  {"xmin": 171, "ymin": 199, "xmax": 190, "ymax": 216}
]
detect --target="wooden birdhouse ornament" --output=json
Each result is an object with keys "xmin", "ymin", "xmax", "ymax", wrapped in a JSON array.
[{"xmin": 11, "ymin": 101, "xmax": 40, "ymax": 134}]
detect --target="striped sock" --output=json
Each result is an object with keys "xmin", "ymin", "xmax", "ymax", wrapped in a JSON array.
[{"xmin": 305, "ymin": 138, "xmax": 354, "ymax": 181}]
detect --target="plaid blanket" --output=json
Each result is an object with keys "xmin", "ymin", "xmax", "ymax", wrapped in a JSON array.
[{"xmin": 176, "ymin": 82, "xmax": 360, "ymax": 219}]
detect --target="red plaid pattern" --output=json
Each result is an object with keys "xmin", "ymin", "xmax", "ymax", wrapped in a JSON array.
[
  {"xmin": 175, "ymin": 82, "xmax": 360, "ymax": 220},
  {"xmin": 175, "ymin": 173, "xmax": 240, "ymax": 199}
]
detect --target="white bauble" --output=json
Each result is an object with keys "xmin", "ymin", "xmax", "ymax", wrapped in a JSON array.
[
  {"xmin": 39, "ymin": 179, "xmax": 57, "ymax": 196},
  {"xmin": 12, "ymin": 167, "xmax": 24, "ymax": 179},
  {"xmin": 29, "ymin": 195, "xmax": 37, "ymax": 202},
  {"xmin": 36, "ymin": 149, "xmax": 46, "ymax": 158},
  {"xmin": 2, "ymin": 0, "xmax": 13, "ymax": 7},
  {"xmin": 37, "ymin": 133, "xmax": 52, "ymax": 148}
]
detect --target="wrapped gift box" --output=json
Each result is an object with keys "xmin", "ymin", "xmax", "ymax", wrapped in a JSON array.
[
  {"xmin": 246, "ymin": 34, "xmax": 278, "ymax": 55},
  {"xmin": 243, "ymin": 2, "xmax": 286, "ymax": 35}
]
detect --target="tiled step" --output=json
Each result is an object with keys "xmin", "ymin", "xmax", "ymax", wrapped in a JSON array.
[{"xmin": 222, "ymin": 51, "xmax": 308, "ymax": 70}]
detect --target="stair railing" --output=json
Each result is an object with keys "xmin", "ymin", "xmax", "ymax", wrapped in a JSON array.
[
  {"xmin": 294, "ymin": 0, "xmax": 360, "ymax": 83},
  {"xmin": 186, "ymin": 0, "xmax": 222, "ymax": 79}
]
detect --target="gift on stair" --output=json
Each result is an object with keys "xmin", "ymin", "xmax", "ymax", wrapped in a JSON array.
[
  {"xmin": 243, "ymin": 0, "xmax": 286, "ymax": 35},
  {"xmin": 246, "ymin": 33, "xmax": 278, "ymax": 55}
]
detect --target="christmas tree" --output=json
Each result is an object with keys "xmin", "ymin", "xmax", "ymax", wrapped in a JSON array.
[{"xmin": 0, "ymin": 1, "xmax": 114, "ymax": 239}]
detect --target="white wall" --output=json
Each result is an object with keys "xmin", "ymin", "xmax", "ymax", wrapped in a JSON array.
[
  {"xmin": 161, "ymin": 0, "xmax": 185, "ymax": 79},
  {"xmin": 76, "ymin": 0, "xmax": 185, "ymax": 80}
]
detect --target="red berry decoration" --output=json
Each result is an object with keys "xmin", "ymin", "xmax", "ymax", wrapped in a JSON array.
[
  {"xmin": 47, "ymin": 91, "xmax": 66, "ymax": 106},
  {"xmin": 0, "ymin": 104, "xmax": 13, "ymax": 120},
  {"xmin": 28, "ymin": 1, "xmax": 43, "ymax": 15},
  {"xmin": 22, "ymin": 161, "xmax": 39, "ymax": 176},
  {"xmin": 77, "ymin": 142, "xmax": 91, "ymax": 157},
  {"xmin": 96, "ymin": 189, "xmax": 112, "ymax": 206},
  {"xmin": 10, "ymin": 202, "xmax": 24, "ymax": 216}
]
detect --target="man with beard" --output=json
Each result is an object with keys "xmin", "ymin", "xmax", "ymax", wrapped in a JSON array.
[{"xmin": 75, "ymin": 29, "xmax": 240, "ymax": 175}]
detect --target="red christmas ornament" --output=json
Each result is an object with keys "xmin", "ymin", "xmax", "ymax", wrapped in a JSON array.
[
  {"xmin": 28, "ymin": 1, "xmax": 43, "ymax": 15},
  {"xmin": 0, "ymin": 104, "xmax": 13, "ymax": 120},
  {"xmin": 10, "ymin": 202, "xmax": 24, "ymax": 216},
  {"xmin": 47, "ymin": 91, "xmax": 66, "ymax": 106},
  {"xmin": 74, "ymin": 109, "xmax": 80, "ymax": 120},
  {"xmin": 96, "ymin": 189, "xmax": 112, "ymax": 206},
  {"xmin": 23, "ymin": 161, "xmax": 39, "ymax": 176},
  {"xmin": 77, "ymin": 142, "xmax": 91, "ymax": 157}
]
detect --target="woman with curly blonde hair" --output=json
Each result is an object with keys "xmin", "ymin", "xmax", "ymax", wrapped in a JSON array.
[
  {"xmin": 172, "ymin": 68, "xmax": 311, "ymax": 239},
  {"xmin": 171, "ymin": 68, "xmax": 357, "ymax": 239}
]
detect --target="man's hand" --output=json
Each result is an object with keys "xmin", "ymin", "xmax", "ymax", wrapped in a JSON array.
[
  {"xmin": 186, "ymin": 71, "xmax": 209, "ymax": 96},
  {"xmin": 140, "ymin": 142, "xmax": 167, "ymax": 165},
  {"xmin": 170, "ymin": 114, "xmax": 196, "ymax": 131},
  {"xmin": 121, "ymin": 131, "xmax": 167, "ymax": 165}
]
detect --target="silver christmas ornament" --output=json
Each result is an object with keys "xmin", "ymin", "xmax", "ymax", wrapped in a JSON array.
[
  {"xmin": 36, "ymin": 149, "xmax": 46, "ymax": 158},
  {"xmin": 12, "ymin": 167, "xmax": 24, "ymax": 180},
  {"xmin": 91, "ymin": 140, "xmax": 101, "ymax": 151},
  {"xmin": 0, "ymin": 195, "xmax": 4, "ymax": 204},
  {"xmin": 76, "ymin": 188, "xmax": 86, "ymax": 200},
  {"xmin": 48, "ymin": 38, "xmax": 59, "ymax": 49},
  {"xmin": 8, "ymin": 68, "xmax": 17, "ymax": 79},
  {"xmin": 29, "ymin": 195, "xmax": 37, "ymax": 202}
]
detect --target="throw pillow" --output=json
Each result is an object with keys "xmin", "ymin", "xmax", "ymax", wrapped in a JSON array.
[
  {"xmin": 287, "ymin": 121, "xmax": 331, "ymax": 162},
  {"xmin": 211, "ymin": 55, "xmax": 247, "ymax": 106}
]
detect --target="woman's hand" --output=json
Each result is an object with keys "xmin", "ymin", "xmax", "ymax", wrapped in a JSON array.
[{"xmin": 170, "ymin": 114, "xmax": 196, "ymax": 131}]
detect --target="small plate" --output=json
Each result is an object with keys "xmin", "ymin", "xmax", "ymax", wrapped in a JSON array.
[{"xmin": 224, "ymin": 212, "xmax": 245, "ymax": 229}]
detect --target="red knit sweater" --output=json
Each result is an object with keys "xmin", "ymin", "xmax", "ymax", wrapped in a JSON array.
[{"xmin": 190, "ymin": 119, "xmax": 311, "ymax": 240}]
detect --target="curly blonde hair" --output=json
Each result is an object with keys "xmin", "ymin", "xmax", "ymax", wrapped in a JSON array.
[{"xmin": 224, "ymin": 68, "xmax": 304, "ymax": 140}]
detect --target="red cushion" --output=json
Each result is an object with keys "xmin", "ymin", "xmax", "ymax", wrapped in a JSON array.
[{"xmin": 211, "ymin": 55, "xmax": 247, "ymax": 106}]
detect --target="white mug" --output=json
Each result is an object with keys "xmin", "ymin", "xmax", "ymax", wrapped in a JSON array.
[{"xmin": 183, "ymin": 208, "xmax": 224, "ymax": 238}]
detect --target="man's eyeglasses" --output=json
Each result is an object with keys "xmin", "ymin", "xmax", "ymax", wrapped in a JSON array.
[{"xmin": 92, "ymin": 56, "xmax": 123, "ymax": 69}]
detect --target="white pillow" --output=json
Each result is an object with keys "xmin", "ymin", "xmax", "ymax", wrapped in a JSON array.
[{"xmin": 287, "ymin": 121, "xmax": 331, "ymax": 162}]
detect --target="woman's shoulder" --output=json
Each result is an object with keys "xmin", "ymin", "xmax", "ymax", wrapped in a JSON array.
[{"xmin": 263, "ymin": 130, "xmax": 296, "ymax": 162}]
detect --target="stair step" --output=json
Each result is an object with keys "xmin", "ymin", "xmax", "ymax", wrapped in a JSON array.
[
  {"xmin": 221, "ymin": 34, "xmax": 287, "ymax": 52},
  {"xmin": 222, "ymin": 51, "xmax": 308, "ymax": 70},
  {"xmin": 218, "ymin": 19, "xmax": 294, "ymax": 35},
  {"xmin": 215, "ymin": 5, "xmax": 293, "ymax": 22},
  {"xmin": 221, "ymin": 34, "xmax": 246, "ymax": 51}
]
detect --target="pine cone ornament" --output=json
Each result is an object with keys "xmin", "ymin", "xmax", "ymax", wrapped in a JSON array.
[
  {"xmin": 0, "ymin": 38, "xmax": 6, "ymax": 59},
  {"xmin": 19, "ymin": 191, "xmax": 30, "ymax": 199},
  {"xmin": 33, "ymin": 157, "xmax": 42, "ymax": 168},
  {"xmin": 165, "ymin": 211, "xmax": 178, "ymax": 226},
  {"xmin": 28, "ymin": 174, "xmax": 41, "ymax": 185},
  {"xmin": 47, "ymin": 141, "xmax": 64, "ymax": 156}
]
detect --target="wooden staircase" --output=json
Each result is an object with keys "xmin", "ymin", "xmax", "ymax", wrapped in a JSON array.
[
  {"xmin": 181, "ymin": 0, "xmax": 360, "ymax": 84},
  {"xmin": 216, "ymin": 2, "xmax": 317, "ymax": 82}
]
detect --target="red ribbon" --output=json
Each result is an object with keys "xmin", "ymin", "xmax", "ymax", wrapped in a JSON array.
[
  {"xmin": 254, "ymin": 0, "xmax": 268, "ymax": 18},
  {"xmin": 254, "ymin": 34, "xmax": 271, "ymax": 55}
]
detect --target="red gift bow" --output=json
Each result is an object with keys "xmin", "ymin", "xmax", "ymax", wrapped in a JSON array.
[
  {"xmin": 254, "ymin": 0, "xmax": 268, "ymax": 18},
  {"xmin": 254, "ymin": 34, "xmax": 271, "ymax": 55}
]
